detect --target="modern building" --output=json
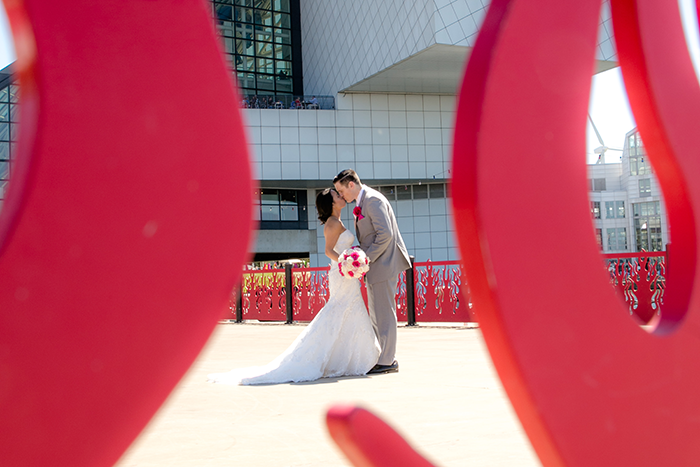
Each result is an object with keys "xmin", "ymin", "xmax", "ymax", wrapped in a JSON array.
[
  {"xmin": 0, "ymin": 64, "xmax": 17, "ymax": 210},
  {"xmin": 588, "ymin": 127, "xmax": 668, "ymax": 253},
  {"xmin": 235, "ymin": 0, "xmax": 619, "ymax": 267},
  {"xmin": 0, "ymin": 0, "xmax": 621, "ymax": 266}
]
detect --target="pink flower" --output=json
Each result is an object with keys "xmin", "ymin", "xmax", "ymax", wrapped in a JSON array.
[
  {"xmin": 353, "ymin": 206, "xmax": 364, "ymax": 220},
  {"xmin": 348, "ymin": 270, "xmax": 354, "ymax": 277},
  {"xmin": 353, "ymin": 260, "xmax": 361, "ymax": 268}
]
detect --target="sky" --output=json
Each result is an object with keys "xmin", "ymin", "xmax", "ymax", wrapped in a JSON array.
[{"xmin": 1, "ymin": 3, "xmax": 698, "ymax": 166}]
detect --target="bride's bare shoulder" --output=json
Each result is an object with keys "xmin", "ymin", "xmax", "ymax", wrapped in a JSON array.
[{"xmin": 323, "ymin": 216, "xmax": 344, "ymax": 233}]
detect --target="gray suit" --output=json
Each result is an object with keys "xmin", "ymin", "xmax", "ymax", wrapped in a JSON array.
[{"xmin": 355, "ymin": 186, "xmax": 411, "ymax": 365}]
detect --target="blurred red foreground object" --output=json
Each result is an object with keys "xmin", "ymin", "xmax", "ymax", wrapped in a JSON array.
[
  {"xmin": 326, "ymin": 405, "xmax": 436, "ymax": 467},
  {"xmin": 0, "ymin": 0, "xmax": 252, "ymax": 465},
  {"xmin": 451, "ymin": 0, "xmax": 700, "ymax": 466}
]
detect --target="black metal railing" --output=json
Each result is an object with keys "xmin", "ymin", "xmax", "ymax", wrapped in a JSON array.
[{"xmin": 240, "ymin": 94, "xmax": 334, "ymax": 110}]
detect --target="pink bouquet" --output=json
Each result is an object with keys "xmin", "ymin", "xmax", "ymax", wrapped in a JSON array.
[{"xmin": 338, "ymin": 246, "xmax": 370, "ymax": 280}]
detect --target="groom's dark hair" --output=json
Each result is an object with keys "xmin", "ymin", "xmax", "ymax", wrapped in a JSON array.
[{"xmin": 333, "ymin": 169, "xmax": 361, "ymax": 186}]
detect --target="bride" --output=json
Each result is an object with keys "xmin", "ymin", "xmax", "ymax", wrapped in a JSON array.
[{"xmin": 207, "ymin": 188, "xmax": 380, "ymax": 385}]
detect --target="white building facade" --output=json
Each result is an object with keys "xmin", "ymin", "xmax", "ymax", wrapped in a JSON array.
[
  {"xmin": 245, "ymin": 0, "xmax": 619, "ymax": 267},
  {"xmin": 0, "ymin": 1, "xmax": 622, "ymax": 266},
  {"xmin": 588, "ymin": 128, "xmax": 668, "ymax": 254}
]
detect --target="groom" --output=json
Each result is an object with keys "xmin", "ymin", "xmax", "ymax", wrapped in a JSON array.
[{"xmin": 334, "ymin": 169, "xmax": 411, "ymax": 374}]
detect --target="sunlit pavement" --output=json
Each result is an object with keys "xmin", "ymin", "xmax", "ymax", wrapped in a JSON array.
[{"xmin": 116, "ymin": 323, "xmax": 540, "ymax": 467}]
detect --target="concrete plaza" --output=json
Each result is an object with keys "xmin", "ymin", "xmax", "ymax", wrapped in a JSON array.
[{"xmin": 116, "ymin": 323, "xmax": 540, "ymax": 467}]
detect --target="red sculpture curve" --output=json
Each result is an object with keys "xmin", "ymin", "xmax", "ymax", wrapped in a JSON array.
[
  {"xmin": 610, "ymin": 0, "xmax": 698, "ymax": 333},
  {"xmin": 326, "ymin": 405, "xmax": 436, "ymax": 467},
  {"xmin": 0, "ymin": 1, "xmax": 252, "ymax": 465},
  {"xmin": 452, "ymin": 0, "xmax": 700, "ymax": 465}
]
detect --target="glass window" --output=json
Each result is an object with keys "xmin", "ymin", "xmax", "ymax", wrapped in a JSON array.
[
  {"xmin": 275, "ymin": 75, "xmax": 292, "ymax": 93},
  {"xmin": 595, "ymin": 229, "xmax": 603, "ymax": 250},
  {"xmin": 639, "ymin": 179, "xmax": 651, "ymax": 197},
  {"xmin": 216, "ymin": 3, "xmax": 234, "ymax": 21},
  {"xmin": 607, "ymin": 228, "xmax": 628, "ymax": 251},
  {"xmin": 0, "ymin": 161, "xmax": 8, "ymax": 180},
  {"xmin": 257, "ymin": 74, "xmax": 274, "ymax": 91},
  {"xmin": 273, "ymin": 0, "xmax": 290, "ymax": 12},
  {"xmin": 236, "ymin": 22, "xmax": 254, "ymax": 38},
  {"xmin": 280, "ymin": 189, "xmax": 297, "ymax": 205},
  {"xmin": 235, "ymin": 6, "xmax": 253, "ymax": 22},
  {"xmin": 255, "ymin": 26, "xmax": 273, "ymax": 42},
  {"xmin": 237, "ymin": 72, "xmax": 256, "ymax": 89},
  {"xmin": 256, "ymin": 41, "xmax": 273, "ymax": 58},
  {"xmin": 379, "ymin": 186, "xmax": 396, "ymax": 200},
  {"xmin": 280, "ymin": 205, "xmax": 298, "ymax": 221},
  {"xmin": 255, "ymin": 189, "xmax": 307, "ymax": 228},
  {"xmin": 616, "ymin": 201, "xmax": 625, "ymax": 218},
  {"xmin": 0, "ymin": 142, "xmax": 8, "ymax": 160},
  {"xmin": 9, "ymin": 85, "xmax": 18, "ymax": 103},
  {"xmin": 274, "ymin": 44, "xmax": 292, "ymax": 60},
  {"xmin": 605, "ymin": 201, "xmax": 614, "ymax": 219},
  {"xmin": 413, "ymin": 184, "xmax": 428, "ymax": 199},
  {"xmin": 633, "ymin": 201, "xmax": 662, "ymax": 251},
  {"xmin": 274, "ymin": 28, "xmax": 292, "ymax": 44},
  {"xmin": 256, "ymin": 57, "xmax": 274, "ymax": 74},
  {"xmin": 261, "ymin": 190, "xmax": 278, "ymax": 204},
  {"xmin": 591, "ymin": 201, "xmax": 601, "ymax": 219},
  {"xmin": 261, "ymin": 204, "xmax": 280, "ymax": 221},
  {"xmin": 253, "ymin": 9, "xmax": 266, "ymax": 25},
  {"xmin": 0, "ymin": 123, "xmax": 9, "ymax": 142},
  {"xmin": 0, "ymin": 103, "xmax": 8, "ymax": 122},
  {"xmin": 397, "ymin": 185, "xmax": 412, "ymax": 200},
  {"xmin": 274, "ymin": 12, "xmax": 291, "ymax": 28},
  {"xmin": 275, "ymin": 60, "xmax": 292, "ymax": 77},
  {"xmin": 0, "ymin": 87, "xmax": 7, "ymax": 102},
  {"xmin": 429, "ymin": 184, "xmax": 445, "ymax": 198},
  {"xmin": 220, "ymin": 0, "xmax": 296, "ymax": 96},
  {"xmin": 236, "ymin": 38, "xmax": 255, "ymax": 56}
]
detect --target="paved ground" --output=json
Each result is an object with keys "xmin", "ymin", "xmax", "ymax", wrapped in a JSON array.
[{"xmin": 116, "ymin": 323, "xmax": 541, "ymax": 467}]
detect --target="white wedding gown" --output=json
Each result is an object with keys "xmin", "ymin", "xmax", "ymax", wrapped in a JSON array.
[{"xmin": 208, "ymin": 230, "xmax": 380, "ymax": 385}]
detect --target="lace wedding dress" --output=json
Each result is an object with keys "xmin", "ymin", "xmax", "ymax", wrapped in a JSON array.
[{"xmin": 208, "ymin": 230, "xmax": 380, "ymax": 385}]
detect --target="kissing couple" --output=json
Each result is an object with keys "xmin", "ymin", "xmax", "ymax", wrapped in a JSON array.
[{"xmin": 208, "ymin": 169, "xmax": 411, "ymax": 385}]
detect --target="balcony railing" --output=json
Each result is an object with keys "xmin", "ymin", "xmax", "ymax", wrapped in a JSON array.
[
  {"xmin": 225, "ymin": 259, "xmax": 472, "ymax": 325},
  {"xmin": 240, "ymin": 94, "xmax": 334, "ymax": 110},
  {"xmin": 223, "ymin": 252, "xmax": 667, "ymax": 325}
]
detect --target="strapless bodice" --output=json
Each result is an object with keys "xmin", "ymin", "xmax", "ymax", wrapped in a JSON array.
[{"xmin": 333, "ymin": 230, "xmax": 355, "ymax": 256}]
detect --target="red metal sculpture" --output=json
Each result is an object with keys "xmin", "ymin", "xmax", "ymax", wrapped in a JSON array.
[
  {"xmin": 450, "ymin": 0, "xmax": 700, "ymax": 465},
  {"xmin": 0, "ymin": 0, "xmax": 252, "ymax": 465}
]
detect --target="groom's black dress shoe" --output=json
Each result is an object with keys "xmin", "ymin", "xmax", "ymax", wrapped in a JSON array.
[{"xmin": 367, "ymin": 360, "xmax": 399, "ymax": 375}]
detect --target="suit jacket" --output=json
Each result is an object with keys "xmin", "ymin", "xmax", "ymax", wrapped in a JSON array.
[{"xmin": 355, "ymin": 186, "xmax": 411, "ymax": 284}]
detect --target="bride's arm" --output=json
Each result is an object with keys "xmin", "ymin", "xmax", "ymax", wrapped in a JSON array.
[{"xmin": 323, "ymin": 218, "xmax": 344, "ymax": 262}]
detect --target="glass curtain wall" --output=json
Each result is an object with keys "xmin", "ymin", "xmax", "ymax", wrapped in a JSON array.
[
  {"xmin": 213, "ymin": 0, "xmax": 298, "ymax": 96},
  {"xmin": 633, "ymin": 201, "xmax": 663, "ymax": 251},
  {"xmin": 0, "ymin": 78, "xmax": 18, "ymax": 207}
]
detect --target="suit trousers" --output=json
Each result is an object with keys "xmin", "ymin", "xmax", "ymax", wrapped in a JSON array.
[{"xmin": 366, "ymin": 275, "xmax": 399, "ymax": 365}]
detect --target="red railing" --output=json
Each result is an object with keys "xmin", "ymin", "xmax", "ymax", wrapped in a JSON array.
[
  {"xmin": 224, "ymin": 253, "xmax": 665, "ymax": 325},
  {"xmin": 603, "ymin": 251, "xmax": 666, "ymax": 324},
  {"xmin": 224, "ymin": 260, "xmax": 473, "ymax": 324}
]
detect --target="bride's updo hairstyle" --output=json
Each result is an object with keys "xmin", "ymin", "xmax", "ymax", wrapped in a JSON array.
[{"xmin": 316, "ymin": 188, "xmax": 335, "ymax": 224}]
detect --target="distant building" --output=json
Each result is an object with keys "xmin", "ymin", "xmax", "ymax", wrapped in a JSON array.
[
  {"xmin": 0, "ymin": 64, "xmax": 17, "ymax": 212},
  {"xmin": 588, "ymin": 128, "xmax": 668, "ymax": 253}
]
